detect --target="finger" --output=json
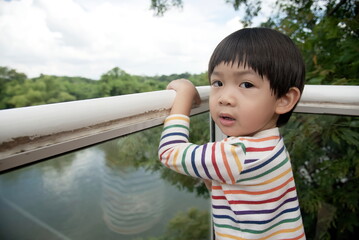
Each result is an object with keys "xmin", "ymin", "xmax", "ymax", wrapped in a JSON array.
[{"xmin": 166, "ymin": 80, "xmax": 177, "ymax": 90}]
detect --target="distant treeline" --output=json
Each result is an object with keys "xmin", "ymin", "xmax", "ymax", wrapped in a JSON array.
[{"xmin": 0, "ymin": 66, "xmax": 208, "ymax": 109}]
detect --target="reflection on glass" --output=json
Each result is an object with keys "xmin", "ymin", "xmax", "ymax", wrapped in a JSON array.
[
  {"xmin": 100, "ymin": 133, "xmax": 165, "ymax": 235},
  {"xmin": 101, "ymin": 140, "xmax": 166, "ymax": 234},
  {"xmin": 102, "ymin": 167, "xmax": 165, "ymax": 235},
  {"xmin": 0, "ymin": 113, "xmax": 211, "ymax": 240}
]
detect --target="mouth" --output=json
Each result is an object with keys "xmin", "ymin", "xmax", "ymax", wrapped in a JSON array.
[
  {"xmin": 219, "ymin": 114, "xmax": 235, "ymax": 121},
  {"xmin": 219, "ymin": 114, "xmax": 236, "ymax": 126}
]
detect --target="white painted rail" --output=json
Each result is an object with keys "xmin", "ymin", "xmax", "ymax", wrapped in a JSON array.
[
  {"xmin": 0, "ymin": 87, "xmax": 209, "ymax": 171},
  {"xmin": 296, "ymin": 85, "xmax": 359, "ymax": 116},
  {"xmin": 0, "ymin": 85, "xmax": 358, "ymax": 171}
]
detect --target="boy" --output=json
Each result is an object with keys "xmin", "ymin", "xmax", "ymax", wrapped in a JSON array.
[{"xmin": 158, "ymin": 28, "xmax": 306, "ymax": 239}]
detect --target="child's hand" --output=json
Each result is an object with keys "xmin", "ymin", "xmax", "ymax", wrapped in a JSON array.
[
  {"xmin": 166, "ymin": 78, "xmax": 194, "ymax": 91},
  {"xmin": 167, "ymin": 79, "xmax": 201, "ymax": 104},
  {"xmin": 166, "ymin": 79, "xmax": 201, "ymax": 116}
]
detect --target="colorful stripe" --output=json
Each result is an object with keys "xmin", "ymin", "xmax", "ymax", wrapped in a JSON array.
[
  {"xmin": 226, "ymin": 177, "xmax": 294, "ymax": 195},
  {"xmin": 239, "ymin": 135, "xmax": 280, "ymax": 142},
  {"xmin": 237, "ymin": 157, "xmax": 290, "ymax": 184},
  {"xmin": 172, "ymin": 149, "xmax": 180, "ymax": 172},
  {"xmin": 212, "ymin": 143, "xmax": 226, "ymax": 183},
  {"xmin": 158, "ymin": 114, "xmax": 305, "ymax": 239},
  {"xmin": 201, "ymin": 144, "xmax": 212, "ymax": 179},
  {"xmin": 213, "ymin": 186, "xmax": 296, "ymax": 205},
  {"xmin": 191, "ymin": 146, "xmax": 201, "ymax": 178},
  {"xmin": 164, "ymin": 115, "xmax": 189, "ymax": 123},
  {"xmin": 246, "ymin": 146, "xmax": 275, "ymax": 152},
  {"xmin": 214, "ymin": 215, "xmax": 302, "ymax": 234},
  {"xmin": 213, "ymin": 196, "xmax": 298, "ymax": 215},
  {"xmin": 231, "ymin": 145, "xmax": 243, "ymax": 174},
  {"xmin": 181, "ymin": 144, "xmax": 193, "ymax": 175},
  {"xmin": 213, "ymin": 205, "xmax": 301, "ymax": 224},
  {"xmin": 215, "ymin": 224, "xmax": 303, "ymax": 240},
  {"xmin": 221, "ymin": 142, "xmax": 235, "ymax": 184},
  {"xmin": 160, "ymin": 132, "xmax": 188, "ymax": 141},
  {"xmin": 240, "ymin": 145, "xmax": 285, "ymax": 174}
]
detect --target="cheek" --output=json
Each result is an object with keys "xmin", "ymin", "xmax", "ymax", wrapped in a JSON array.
[
  {"xmin": 209, "ymin": 96, "xmax": 217, "ymax": 112},
  {"xmin": 241, "ymin": 98, "xmax": 276, "ymax": 122}
]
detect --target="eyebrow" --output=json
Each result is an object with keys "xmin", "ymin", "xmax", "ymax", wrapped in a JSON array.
[{"xmin": 211, "ymin": 69, "xmax": 259, "ymax": 78}]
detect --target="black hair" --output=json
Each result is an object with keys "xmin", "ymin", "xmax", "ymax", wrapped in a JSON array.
[{"xmin": 208, "ymin": 28, "xmax": 305, "ymax": 127}]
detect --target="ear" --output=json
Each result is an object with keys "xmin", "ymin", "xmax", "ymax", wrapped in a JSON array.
[{"xmin": 275, "ymin": 87, "xmax": 301, "ymax": 114}]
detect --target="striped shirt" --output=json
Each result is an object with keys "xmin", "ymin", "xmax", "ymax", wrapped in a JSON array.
[{"xmin": 158, "ymin": 114, "xmax": 305, "ymax": 239}]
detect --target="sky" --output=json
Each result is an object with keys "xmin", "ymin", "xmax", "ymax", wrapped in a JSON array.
[{"xmin": 0, "ymin": 0, "xmax": 273, "ymax": 79}]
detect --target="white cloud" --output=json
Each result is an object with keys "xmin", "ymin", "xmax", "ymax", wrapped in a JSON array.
[{"xmin": 0, "ymin": 0, "xmax": 273, "ymax": 79}]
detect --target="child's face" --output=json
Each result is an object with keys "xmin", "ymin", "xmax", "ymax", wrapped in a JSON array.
[{"xmin": 209, "ymin": 62, "xmax": 280, "ymax": 137}]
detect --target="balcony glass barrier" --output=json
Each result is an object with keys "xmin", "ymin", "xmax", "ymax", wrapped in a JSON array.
[
  {"xmin": 1, "ymin": 85, "xmax": 358, "ymax": 239},
  {"xmin": 0, "ymin": 113, "xmax": 212, "ymax": 240},
  {"xmin": 2, "ymin": 112, "xmax": 358, "ymax": 239}
]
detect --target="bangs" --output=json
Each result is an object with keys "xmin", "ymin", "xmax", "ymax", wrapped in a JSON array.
[
  {"xmin": 208, "ymin": 32, "xmax": 263, "ymax": 76},
  {"xmin": 208, "ymin": 28, "xmax": 305, "ymax": 98},
  {"xmin": 208, "ymin": 28, "xmax": 271, "ymax": 79}
]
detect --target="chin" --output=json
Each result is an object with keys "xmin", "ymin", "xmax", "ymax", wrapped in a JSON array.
[
  {"xmin": 220, "ymin": 129, "xmax": 239, "ymax": 137},
  {"xmin": 222, "ymin": 129, "xmax": 253, "ymax": 137}
]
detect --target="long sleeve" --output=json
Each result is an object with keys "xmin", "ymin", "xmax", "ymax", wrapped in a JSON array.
[
  {"xmin": 158, "ymin": 114, "xmax": 246, "ymax": 184},
  {"xmin": 158, "ymin": 114, "xmax": 306, "ymax": 239}
]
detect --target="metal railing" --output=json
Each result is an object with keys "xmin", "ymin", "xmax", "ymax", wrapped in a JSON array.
[{"xmin": 1, "ymin": 85, "xmax": 358, "ymax": 172}]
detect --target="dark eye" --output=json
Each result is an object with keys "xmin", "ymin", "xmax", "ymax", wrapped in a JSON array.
[
  {"xmin": 211, "ymin": 80, "xmax": 223, "ymax": 87},
  {"xmin": 240, "ymin": 82, "xmax": 254, "ymax": 88}
]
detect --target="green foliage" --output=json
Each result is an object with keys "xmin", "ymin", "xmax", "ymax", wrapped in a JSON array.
[
  {"xmin": 0, "ymin": 66, "xmax": 207, "ymax": 110},
  {"xmin": 152, "ymin": 0, "xmax": 359, "ymax": 238},
  {"xmin": 0, "ymin": 67, "xmax": 27, "ymax": 109},
  {"xmin": 282, "ymin": 114, "xmax": 359, "ymax": 238},
  {"xmin": 164, "ymin": 207, "xmax": 210, "ymax": 240},
  {"xmin": 150, "ymin": 0, "xmax": 183, "ymax": 16},
  {"xmin": 1, "ymin": 0, "xmax": 358, "ymax": 238},
  {"xmin": 0, "ymin": 69, "xmax": 99, "ymax": 109},
  {"xmin": 263, "ymin": 0, "xmax": 359, "ymax": 85},
  {"xmin": 226, "ymin": 0, "xmax": 263, "ymax": 27},
  {"xmin": 151, "ymin": 0, "xmax": 263, "ymax": 26},
  {"xmin": 265, "ymin": 0, "xmax": 359, "ymax": 238},
  {"xmin": 135, "ymin": 208, "xmax": 210, "ymax": 240}
]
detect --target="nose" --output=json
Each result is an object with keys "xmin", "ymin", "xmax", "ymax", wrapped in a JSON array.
[{"xmin": 218, "ymin": 92, "xmax": 235, "ymax": 106}]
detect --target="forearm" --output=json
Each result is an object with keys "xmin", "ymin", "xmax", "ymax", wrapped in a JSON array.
[{"xmin": 170, "ymin": 92, "xmax": 194, "ymax": 116}]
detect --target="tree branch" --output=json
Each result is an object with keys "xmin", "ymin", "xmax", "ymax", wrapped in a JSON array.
[{"xmin": 327, "ymin": 0, "xmax": 347, "ymax": 16}]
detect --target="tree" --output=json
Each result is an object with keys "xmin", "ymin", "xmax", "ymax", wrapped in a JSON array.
[
  {"xmin": 150, "ymin": 0, "xmax": 359, "ymax": 238},
  {"xmin": 263, "ymin": 0, "xmax": 358, "ymax": 86},
  {"xmin": 151, "ymin": 0, "xmax": 263, "ymax": 27},
  {"xmin": 0, "ymin": 67, "xmax": 27, "ymax": 109},
  {"xmin": 134, "ymin": 208, "xmax": 210, "ymax": 240},
  {"xmin": 163, "ymin": 207, "xmax": 210, "ymax": 240},
  {"xmin": 0, "ymin": 70, "xmax": 100, "ymax": 109},
  {"xmin": 99, "ymin": 67, "xmax": 158, "ymax": 96},
  {"xmin": 264, "ymin": 2, "xmax": 359, "ymax": 237},
  {"xmin": 150, "ymin": 0, "xmax": 183, "ymax": 16}
]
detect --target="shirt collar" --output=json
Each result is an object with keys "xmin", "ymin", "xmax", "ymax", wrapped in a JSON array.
[{"xmin": 252, "ymin": 127, "xmax": 280, "ymax": 138}]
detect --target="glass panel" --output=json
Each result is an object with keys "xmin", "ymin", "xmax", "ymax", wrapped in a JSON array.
[{"xmin": 0, "ymin": 113, "xmax": 211, "ymax": 240}]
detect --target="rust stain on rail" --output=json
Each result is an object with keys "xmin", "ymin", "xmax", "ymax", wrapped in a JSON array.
[{"xmin": 0, "ymin": 108, "xmax": 171, "ymax": 160}]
